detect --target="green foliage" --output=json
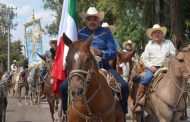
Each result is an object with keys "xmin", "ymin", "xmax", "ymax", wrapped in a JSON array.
[
  {"xmin": 10, "ymin": 40, "xmax": 25, "ymax": 64},
  {"xmin": 42, "ymin": 0, "xmax": 190, "ymax": 52},
  {"xmin": 0, "ymin": 3, "xmax": 18, "ymax": 70}
]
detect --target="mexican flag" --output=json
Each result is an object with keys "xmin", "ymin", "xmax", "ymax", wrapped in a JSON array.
[{"xmin": 51, "ymin": 0, "xmax": 78, "ymax": 96}]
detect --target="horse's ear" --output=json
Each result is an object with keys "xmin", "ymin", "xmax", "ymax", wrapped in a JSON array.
[
  {"xmin": 117, "ymin": 51, "xmax": 123, "ymax": 59},
  {"xmin": 63, "ymin": 33, "xmax": 72, "ymax": 47},
  {"xmin": 37, "ymin": 53, "xmax": 46, "ymax": 61},
  {"xmin": 176, "ymin": 52, "xmax": 184, "ymax": 62},
  {"xmin": 85, "ymin": 35, "xmax": 94, "ymax": 47}
]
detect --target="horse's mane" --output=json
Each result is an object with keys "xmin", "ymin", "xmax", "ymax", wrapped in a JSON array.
[{"xmin": 70, "ymin": 39, "xmax": 91, "ymax": 54}]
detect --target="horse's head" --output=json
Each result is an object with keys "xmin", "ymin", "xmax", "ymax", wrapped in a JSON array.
[
  {"xmin": 1, "ymin": 72, "xmax": 9, "ymax": 81},
  {"xmin": 64, "ymin": 34, "xmax": 95, "ymax": 98},
  {"xmin": 117, "ymin": 50, "xmax": 135, "ymax": 63},
  {"xmin": 31, "ymin": 66, "xmax": 40, "ymax": 78},
  {"xmin": 175, "ymin": 44, "xmax": 190, "ymax": 83},
  {"xmin": 38, "ymin": 53, "xmax": 54, "ymax": 84}
]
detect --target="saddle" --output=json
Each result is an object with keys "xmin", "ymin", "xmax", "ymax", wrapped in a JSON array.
[
  {"xmin": 148, "ymin": 67, "xmax": 168, "ymax": 92},
  {"xmin": 98, "ymin": 69, "xmax": 121, "ymax": 99}
]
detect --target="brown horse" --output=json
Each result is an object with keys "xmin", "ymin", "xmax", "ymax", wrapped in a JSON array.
[
  {"xmin": 17, "ymin": 68, "xmax": 29, "ymax": 105},
  {"xmin": 110, "ymin": 50, "xmax": 135, "ymax": 81},
  {"xmin": 130, "ymin": 44, "xmax": 190, "ymax": 122},
  {"xmin": 8, "ymin": 67, "xmax": 23, "ymax": 97},
  {"xmin": 38, "ymin": 55, "xmax": 62, "ymax": 122},
  {"xmin": 64, "ymin": 34, "xmax": 125, "ymax": 122}
]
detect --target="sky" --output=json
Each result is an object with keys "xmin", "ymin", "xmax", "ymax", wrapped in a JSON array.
[{"xmin": 0, "ymin": 0, "xmax": 56, "ymax": 53}]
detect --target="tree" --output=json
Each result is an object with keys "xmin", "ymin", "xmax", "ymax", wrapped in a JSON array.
[
  {"xmin": 42, "ymin": 0, "xmax": 190, "ymax": 52},
  {"xmin": 0, "ymin": 3, "xmax": 19, "ymax": 70},
  {"xmin": 170, "ymin": 0, "xmax": 183, "ymax": 49}
]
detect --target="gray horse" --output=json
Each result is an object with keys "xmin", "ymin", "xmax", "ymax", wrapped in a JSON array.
[{"xmin": 27, "ymin": 66, "xmax": 41, "ymax": 104}]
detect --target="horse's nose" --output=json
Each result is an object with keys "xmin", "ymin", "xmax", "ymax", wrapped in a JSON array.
[
  {"xmin": 77, "ymin": 88, "xmax": 83, "ymax": 96},
  {"xmin": 71, "ymin": 87, "xmax": 84, "ymax": 97}
]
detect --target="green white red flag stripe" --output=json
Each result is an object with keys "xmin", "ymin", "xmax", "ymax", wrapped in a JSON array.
[{"xmin": 52, "ymin": 0, "xmax": 78, "ymax": 96}]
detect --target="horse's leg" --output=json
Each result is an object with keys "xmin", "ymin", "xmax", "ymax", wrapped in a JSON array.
[
  {"xmin": 57, "ymin": 98, "xmax": 63, "ymax": 122},
  {"xmin": 145, "ymin": 114, "xmax": 154, "ymax": 122},
  {"xmin": 8, "ymin": 86, "xmax": 11, "ymax": 98},
  {"xmin": 47, "ymin": 96, "xmax": 55, "ymax": 122},
  {"xmin": 36, "ymin": 83, "xmax": 41, "ymax": 107},
  {"xmin": 24, "ymin": 86, "xmax": 29, "ymax": 105},
  {"xmin": 116, "ymin": 102, "xmax": 125, "ymax": 122},
  {"xmin": 134, "ymin": 111, "xmax": 144, "ymax": 122},
  {"xmin": 130, "ymin": 111, "xmax": 135, "ymax": 122},
  {"xmin": 3, "ymin": 97, "xmax": 7, "ymax": 122},
  {"xmin": 18, "ymin": 86, "xmax": 22, "ymax": 106}
]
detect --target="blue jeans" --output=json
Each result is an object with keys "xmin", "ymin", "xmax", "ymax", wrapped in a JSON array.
[
  {"xmin": 60, "ymin": 64, "xmax": 129, "ymax": 114},
  {"xmin": 40, "ymin": 67, "xmax": 47, "ymax": 82},
  {"xmin": 141, "ymin": 66, "xmax": 160, "ymax": 85}
]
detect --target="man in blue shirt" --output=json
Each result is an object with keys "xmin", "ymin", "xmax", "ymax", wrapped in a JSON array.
[
  {"xmin": 101, "ymin": 22, "xmax": 121, "ymax": 51},
  {"xmin": 60, "ymin": 7, "xmax": 129, "ymax": 115}
]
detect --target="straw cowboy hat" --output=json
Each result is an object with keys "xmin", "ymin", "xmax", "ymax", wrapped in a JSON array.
[
  {"xmin": 101, "ymin": 22, "xmax": 116, "ymax": 33},
  {"xmin": 13, "ymin": 60, "xmax": 17, "ymax": 63},
  {"xmin": 49, "ymin": 38, "xmax": 57, "ymax": 46},
  {"xmin": 79, "ymin": 7, "xmax": 104, "ymax": 21},
  {"xmin": 146, "ymin": 24, "xmax": 167, "ymax": 39},
  {"xmin": 123, "ymin": 40, "xmax": 133, "ymax": 48}
]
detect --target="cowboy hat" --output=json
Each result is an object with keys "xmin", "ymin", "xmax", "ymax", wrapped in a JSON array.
[
  {"xmin": 49, "ymin": 38, "xmax": 57, "ymax": 46},
  {"xmin": 101, "ymin": 22, "xmax": 116, "ymax": 33},
  {"xmin": 146, "ymin": 24, "xmax": 167, "ymax": 39},
  {"xmin": 123, "ymin": 40, "xmax": 133, "ymax": 48},
  {"xmin": 13, "ymin": 60, "xmax": 17, "ymax": 63},
  {"xmin": 79, "ymin": 7, "xmax": 104, "ymax": 21}
]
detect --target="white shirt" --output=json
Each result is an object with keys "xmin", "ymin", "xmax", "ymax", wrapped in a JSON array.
[
  {"xmin": 141, "ymin": 39, "xmax": 176, "ymax": 68},
  {"xmin": 11, "ymin": 64, "xmax": 17, "ymax": 72}
]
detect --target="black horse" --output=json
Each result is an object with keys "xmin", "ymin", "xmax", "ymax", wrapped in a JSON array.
[{"xmin": 0, "ymin": 72, "xmax": 8, "ymax": 122}]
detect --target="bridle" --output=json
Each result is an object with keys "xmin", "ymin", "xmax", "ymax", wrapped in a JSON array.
[
  {"xmin": 67, "ymin": 53, "xmax": 114, "ymax": 121},
  {"xmin": 68, "ymin": 53, "xmax": 101, "ymax": 101},
  {"xmin": 154, "ymin": 50, "xmax": 190, "ymax": 113}
]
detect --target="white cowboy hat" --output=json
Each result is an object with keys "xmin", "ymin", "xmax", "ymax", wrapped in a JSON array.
[
  {"xmin": 13, "ymin": 60, "xmax": 17, "ymax": 63},
  {"xmin": 146, "ymin": 24, "xmax": 167, "ymax": 39},
  {"xmin": 123, "ymin": 40, "xmax": 133, "ymax": 48},
  {"xmin": 101, "ymin": 22, "xmax": 116, "ymax": 33},
  {"xmin": 79, "ymin": 7, "xmax": 104, "ymax": 21}
]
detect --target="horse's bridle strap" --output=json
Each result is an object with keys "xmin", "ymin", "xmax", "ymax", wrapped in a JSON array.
[{"xmin": 71, "ymin": 100, "xmax": 115, "ymax": 121}]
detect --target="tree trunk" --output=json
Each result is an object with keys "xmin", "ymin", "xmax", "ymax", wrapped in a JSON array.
[
  {"xmin": 170, "ymin": 0, "xmax": 183, "ymax": 49},
  {"xmin": 155, "ymin": 0, "xmax": 160, "ymax": 24}
]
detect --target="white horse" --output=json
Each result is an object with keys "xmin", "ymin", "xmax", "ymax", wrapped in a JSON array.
[{"xmin": 27, "ymin": 66, "xmax": 41, "ymax": 104}]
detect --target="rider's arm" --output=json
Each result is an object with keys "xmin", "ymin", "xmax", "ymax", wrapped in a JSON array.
[
  {"xmin": 101, "ymin": 31, "xmax": 117, "ymax": 60},
  {"xmin": 11, "ymin": 64, "xmax": 16, "ymax": 71},
  {"xmin": 168, "ymin": 39, "xmax": 176, "ymax": 57}
]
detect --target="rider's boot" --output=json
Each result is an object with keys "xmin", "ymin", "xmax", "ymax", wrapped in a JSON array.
[{"xmin": 133, "ymin": 84, "xmax": 146, "ymax": 112}]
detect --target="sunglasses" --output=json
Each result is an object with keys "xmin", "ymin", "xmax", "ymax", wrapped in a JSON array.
[{"xmin": 86, "ymin": 16, "xmax": 100, "ymax": 22}]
